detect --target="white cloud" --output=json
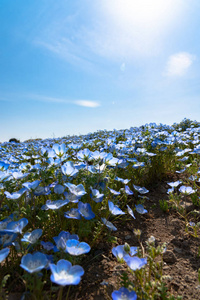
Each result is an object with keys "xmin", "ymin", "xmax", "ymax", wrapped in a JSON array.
[
  {"xmin": 74, "ymin": 100, "xmax": 100, "ymax": 108},
  {"xmin": 24, "ymin": 94, "xmax": 100, "ymax": 108},
  {"xmin": 164, "ymin": 52, "xmax": 195, "ymax": 77}
]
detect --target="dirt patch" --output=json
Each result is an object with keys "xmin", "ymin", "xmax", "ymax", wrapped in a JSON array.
[{"xmin": 67, "ymin": 177, "xmax": 200, "ymax": 300}]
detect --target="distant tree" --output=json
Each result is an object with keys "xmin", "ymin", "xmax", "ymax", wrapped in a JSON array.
[{"xmin": 9, "ymin": 138, "xmax": 20, "ymax": 143}]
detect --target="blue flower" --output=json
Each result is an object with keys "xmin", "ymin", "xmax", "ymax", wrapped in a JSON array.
[
  {"xmin": 112, "ymin": 245, "xmax": 127, "ymax": 260},
  {"xmin": 61, "ymin": 161, "xmax": 78, "ymax": 177},
  {"xmin": 6, "ymin": 218, "xmax": 28, "ymax": 234},
  {"xmin": 53, "ymin": 231, "xmax": 79, "ymax": 252},
  {"xmin": 0, "ymin": 231, "xmax": 17, "ymax": 247},
  {"xmin": 49, "ymin": 259, "xmax": 84, "ymax": 286},
  {"xmin": 115, "ymin": 177, "xmax": 130, "ymax": 184},
  {"xmin": 90, "ymin": 187, "xmax": 104, "ymax": 203},
  {"xmin": 54, "ymin": 184, "xmax": 65, "ymax": 194},
  {"xmin": 133, "ymin": 184, "xmax": 149, "ymax": 194},
  {"xmin": 64, "ymin": 192, "xmax": 80, "ymax": 203},
  {"xmin": 108, "ymin": 201, "xmax": 125, "ymax": 215},
  {"xmin": 77, "ymin": 148, "xmax": 91, "ymax": 162},
  {"xmin": 52, "ymin": 143, "xmax": 67, "ymax": 158},
  {"xmin": 135, "ymin": 204, "xmax": 148, "ymax": 214},
  {"xmin": 41, "ymin": 199, "xmax": 69, "ymax": 210},
  {"xmin": 167, "ymin": 180, "xmax": 182, "ymax": 188},
  {"xmin": 112, "ymin": 287, "xmax": 137, "ymax": 300},
  {"xmin": 41, "ymin": 241, "xmax": 55, "ymax": 251},
  {"xmin": 124, "ymin": 256, "xmax": 147, "ymax": 271},
  {"xmin": 0, "ymin": 248, "xmax": 10, "ymax": 262},
  {"xmin": 124, "ymin": 185, "xmax": 134, "ymax": 195},
  {"xmin": 179, "ymin": 185, "xmax": 196, "ymax": 194},
  {"xmin": 64, "ymin": 208, "xmax": 81, "ymax": 220},
  {"xmin": 101, "ymin": 218, "xmax": 117, "ymax": 231},
  {"xmin": 65, "ymin": 183, "xmax": 86, "ymax": 198},
  {"xmin": 4, "ymin": 188, "xmax": 27, "ymax": 199},
  {"xmin": 108, "ymin": 187, "xmax": 121, "ymax": 195},
  {"xmin": 112, "ymin": 245, "xmax": 137, "ymax": 260},
  {"xmin": 20, "ymin": 252, "xmax": 48, "ymax": 273},
  {"xmin": 127, "ymin": 205, "xmax": 136, "ymax": 219},
  {"xmin": 21, "ymin": 229, "xmax": 43, "ymax": 244},
  {"xmin": 78, "ymin": 202, "xmax": 95, "ymax": 220},
  {"xmin": 66, "ymin": 239, "xmax": 91, "ymax": 256},
  {"xmin": 22, "ymin": 180, "xmax": 41, "ymax": 191}
]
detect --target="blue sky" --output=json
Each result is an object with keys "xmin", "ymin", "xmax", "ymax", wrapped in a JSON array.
[{"xmin": 0, "ymin": 0, "xmax": 200, "ymax": 142}]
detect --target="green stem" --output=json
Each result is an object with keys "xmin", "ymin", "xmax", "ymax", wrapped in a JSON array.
[{"xmin": 65, "ymin": 286, "xmax": 71, "ymax": 300}]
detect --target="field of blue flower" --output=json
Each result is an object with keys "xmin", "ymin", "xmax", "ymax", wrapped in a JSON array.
[{"xmin": 0, "ymin": 118, "xmax": 200, "ymax": 299}]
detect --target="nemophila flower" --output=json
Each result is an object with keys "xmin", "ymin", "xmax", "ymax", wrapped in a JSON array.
[
  {"xmin": 87, "ymin": 165, "xmax": 97, "ymax": 173},
  {"xmin": 124, "ymin": 185, "xmax": 134, "ymax": 195},
  {"xmin": 77, "ymin": 148, "xmax": 91, "ymax": 162},
  {"xmin": 127, "ymin": 205, "xmax": 136, "ymax": 219},
  {"xmin": 66, "ymin": 239, "xmax": 91, "ymax": 256},
  {"xmin": 167, "ymin": 180, "xmax": 182, "ymax": 188},
  {"xmin": 41, "ymin": 199, "xmax": 69, "ymax": 210},
  {"xmin": 61, "ymin": 161, "xmax": 78, "ymax": 177},
  {"xmin": 49, "ymin": 259, "xmax": 84, "ymax": 286},
  {"xmin": 0, "ymin": 215, "xmax": 13, "ymax": 230},
  {"xmin": 0, "ymin": 247, "xmax": 10, "ymax": 262},
  {"xmin": 52, "ymin": 143, "xmax": 67, "ymax": 158},
  {"xmin": 112, "ymin": 287, "xmax": 137, "ymax": 300},
  {"xmin": 188, "ymin": 175, "xmax": 197, "ymax": 181},
  {"xmin": 90, "ymin": 187, "xmax": 104, "ymax": 203},
  {"xmin": 0, "ymin": 231, "xmax": 18, "ymax": 247},
  {"xmin": 64, "ymin": 192, "xmax": 80, "ymax": 203},
  {"xmin": 112, "ymin": 245, "xmax": 127, "ymax": 260},
  {"xmin": 4, "ymin": 187, "xmax": 27, "ymax": 200},
  {"xmin": 20, "ymin": 252, "xmax": 48, "ymax": 273},
  {"xmin": 21, "ymin": 229, "xmax": 43, "ymax": 244},
  {"xmin": 133, "ymin": 162, "xmax": 145, "ymax": 169},
  {"xmin": 133, "ymin": 184, "xmax": 149, "ymax": 194},
  {"xmin": 41, "ymin": 241, "xmax": 55, "ymax": 251},
  {"xmin": 124, "ymin": 256, "xmax": 147, "ymax": 271},
  {"xmin": 22, "ymin": 180, "xmax": 41, "ymax": 191},
  {"xmin": 34, "ymin": 186, "xmax": 51, "ymax": 196},
  {"xmin": 135, "ymin": 204, "xmax": 148, "ymax": 214},
  {"xmin": 189, "ymin": 222, "xmax": 195, "ymax": 227},
  {"xmin": 108, "ymin": 201, "xmax": 125, "ymax": 216},
  {"xmin": 176, "ymin": 168, "xmax": 186, "ymax": 174},
  {"xmin": 112, "ymin": 245, "xmax": 137, "ymax": 260},
  {"xmin": 64, "ymin": 183, "xmax": 86, "ymax": 198},
  {"xmin": 101, "ymin": 218, "xmax": 117, "ymax": 231},
  {"xmin": 115, "ymin": 177, "xmax": 130, "ymax": 184},
  {"xmin": 6, "ymin": 218, "xmax": 28, "ymax": 234},
  {"xmin": 53, "ymin": 231, "xmax": 79, "ymax": 252},
  {"xmin": 54, "ymin": 184, "xmax": 65, "ymax": 194},
  {"xmin": 108, "ymin": 187, "xmax": 121, "ymax": 195},
  {"xmin": 0, "ymin": 161, "xmax": 9, "ymax": 171},
  {"xmin": 0, "ymin": 171, "xmax": 11, "ymax": 181},
  {"xmin": 179, "ymin": 185, "xmax": 196, "ymax": 194},
  {"xmin": 78, "ymin": 202, "xmax": 95, "ymax": 220},
  {"xmin": 11, "ymin": 171, "xmax": 28, "ymax": 180},
  {"xmin": 64, "ymin": 208, "xmax": 81, "ymax": 220},
  {"xmin": 167, "ymin": 187, "xmax": 174, "ymax": 194}
]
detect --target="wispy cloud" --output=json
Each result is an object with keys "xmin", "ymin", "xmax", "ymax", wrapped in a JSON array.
[
  {"xmin": 28, "ymin": 94, "xmax": 100, "ymax": 108},
  {"xmin": 164, "ymin": 52, "xmax": 195, "ymax": 77},
  {"xmin": 74, "ymin": 100, "xmax": 100, "ymax": 107},
  {"xmin": 26, "ymin": 94, "xmax": 100, "ymax": 108},
  {"xmin": 33, "ymin": 0, "xmax": 185, "ymax": 66},
  {"xmin": 0, "ymin": 93, "xmax": 100, "ymax": 108}
]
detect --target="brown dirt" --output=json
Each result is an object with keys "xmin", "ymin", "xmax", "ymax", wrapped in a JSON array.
[{"xmin": 67, "ymin": 175, "xmax": 200, "ymax": 300}]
